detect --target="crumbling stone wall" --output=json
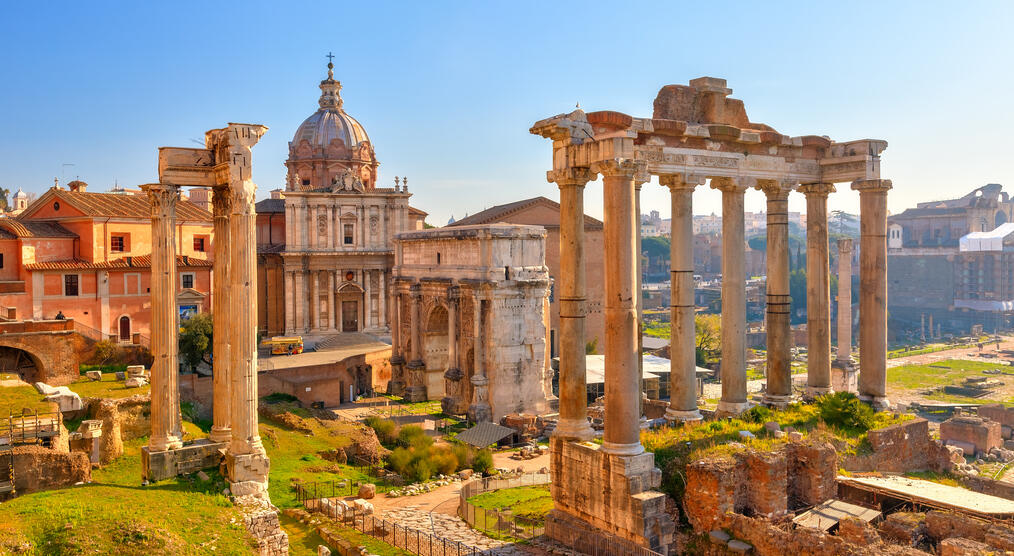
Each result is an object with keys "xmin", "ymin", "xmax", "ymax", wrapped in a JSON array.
[
  {"xmin": 89, "ymin": 394, "xmax": 151, "ymax": 464},
  {"xmin": 10, "ymin": 445, "xmax": 90, "ymax": 496},
  {"xmin": 845, "ymin": 419, "xmax": 952, "ymax": 473},
  {"xmin": 241, "ymin": 503, "xmax": 289, "ymax": 555},
  {"xmin": 685, "ymin": 441, "xmax": 837, "ymax": 532},
  {"xmin": 939, "ymin": 415, "xmax": 1001, "ymax": 456}
]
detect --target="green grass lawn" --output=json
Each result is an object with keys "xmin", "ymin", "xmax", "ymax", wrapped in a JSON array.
[
  {"xmin": 0, "ymin": 422, "xmax": 255, "ymax": 555},
  {"xmin": 68, "ymin": 373, "xmax": 151, "ymax": 399},
  {"xmin": 887, "ymin": 359, "xmax": 1007, "ymax": 391},
  {"xmin": 467, "ymin": 484, "xmax": 553, "ymax": 520},
  {"xmin": 0, "ymin": 384, "xmax": 57, "ymax": 415}
]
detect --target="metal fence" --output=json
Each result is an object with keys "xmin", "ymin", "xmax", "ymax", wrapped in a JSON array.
[
  {"xmin": 297, "ymin": 481, "xmax": 494, "ymax": 556},
  {"xmin": 457, "ymin": 472, "xmax": 552, "ymax": 541}
]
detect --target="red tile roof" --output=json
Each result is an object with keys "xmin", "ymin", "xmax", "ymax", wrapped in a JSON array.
[
  {"xmin": 0, "ymin": 219, "xmax": 77, "ymax": 238},
  {"xmin": 28, "ymin": 188, "xmax": 212, "ymax": 222},
  {"xmin": 24, "ymin": 254, "xmax": 212, "ymax": 271},
  {"xmin": 447, "ymin": 196, "xmax": 603, "ymax": 230}
]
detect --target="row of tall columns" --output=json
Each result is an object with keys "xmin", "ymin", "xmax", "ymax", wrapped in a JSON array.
[
  {"xmin": 800, "ymin": 183, "xmax": 835, "ymax": 398},
  {"xmin": 661, "ymin": 175, "xmax": 703, "ymax": 422},
  {"xmin": 285, "ymin": 202, "xmax": 402, "ymax": 251},
  {"xmin": 550, "ymin": 168, "xmax": 596, "ymax": 440},
  {"xmin": 595, "ymin": 159, "xmax": 644, "ymax": 456},
  {"xmin": 713, "ymin": 178, "xmax": 750, "ymax": 415},
  {"xmin": 209, "ymin": 188, "xmax": 232, "ymax": 443},
  {"xmin": 855, "ymin": 179, "xmax": 892, "ymax": 407},
  {"xmin": 145, "ymin": 184, "xmax": 184, "ymax": 452},
  {"xmin": 759, "ymin": 181, "xmax": 794, "ymax": 406},
  {"xmin": 282, "ymin": 268, "xmax": 389, "ymax": 333}
]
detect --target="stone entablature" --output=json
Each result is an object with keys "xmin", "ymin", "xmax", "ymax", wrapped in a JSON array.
[{"xmin": 391, "ymin": 224, "xmax": 552, "ymax": 421}]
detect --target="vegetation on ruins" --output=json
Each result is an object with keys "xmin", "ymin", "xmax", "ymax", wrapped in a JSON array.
[
  {"xmin": 467, "ymin": 484, "xmax": 553, "ymax": 519},
  {"xmin": 366, "ymin": 418, "xmax": 481, "ymax": 482}
]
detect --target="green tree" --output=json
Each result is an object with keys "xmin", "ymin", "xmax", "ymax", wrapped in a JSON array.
[
  {"xmin": 695, "ymin": 314, "xmax": 721, "ymax": 363},
  {"xmin": 0, "ymin": 187, "xmax": 9, "ymax": 212},
  {"xmin": 789, "ymin": 268, "xmax": 807, "ymax": 324},
  {"xmin": 179, "ymin": 312, "xmax": 213, "ymax": 372},
  {"xmin": 641, "ymin": 236, "xmax": 670, "ymax": 259}
]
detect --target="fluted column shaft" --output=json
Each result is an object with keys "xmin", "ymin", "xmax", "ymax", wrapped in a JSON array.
[
  {"xmin": 853, "ymin": 179, "xmax": 892, "ymax": 406},
  {"xmin": 145, "ymin": 183, "xmax": 183, "ymax": 452},
  {"xmin": 447, "ymin": 293, "xmax": 459, "ymax": 371},
  {"xmin": 758, "ymin": 182, "xmax": 794, "ymax": 405},
  {"xmin": 713, "ymin": 178, "xmax": 749, "ymax": 414},
  {"xmin": 209, "ymin": 187, "xmax": 232, "ymax": 443},
  {"xmin": 405, "ymin": 284, "xmax": 427, "ymax": 401},
  {"xmin": 595, "ymin": 159, "xmax": 644, "ymax": 456},
  {"xmin": 229, "ymin": 179, "xmax": 265, "ymax": 458},
  {"xmin": 468, "ymin": 290, "xmax": 492, "ymax": 422},
  {"xmin": 310, "ymin": 271, "xmax": 320, "ymax": 330},
  {"xmin": 661, "ymin": 175, "xmax": 702, "ymax": 421},
  {"xmin": 800, "ymin": 183, "xmax": 835, "ymax": 398},
  {"xmin": 549, "ymin": 168, "xmax": 595, "ymax": 440},
  {"xmin": 327, "ymin": 271, "xmax": 336, "ymax": 330},
  {"xmin": 283, "ymin": 270, "xmax": 294, "ymax": 335}
]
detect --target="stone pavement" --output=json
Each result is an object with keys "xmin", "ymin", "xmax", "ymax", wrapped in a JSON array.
[{"xmin": 381, "ymin": 507, "xmax": 541, "ymax": 555}]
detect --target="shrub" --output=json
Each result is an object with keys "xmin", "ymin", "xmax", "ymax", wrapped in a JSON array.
[
  {"xmin": 388, "ymin": 447, "xmax": 413, "ymax": 477},
  {"xmin": 816, "ymin": 392, "xmax": 875, "ymax": 433},
  {"xmin": 365, "ymin": 416, "xmax": 397, "ymax": 446},
  {"xmin": 397, "ymin": 425, "xmax": 430, "ymax": 448},
  {"xmin": 262, "ymin": 392, "xmax": 299, "ymax": 404},
  {"xmin": 472, "ymin": 449, "xmax": 494, "ymax": 475},
  {"xmin": 451, "ymin": 443, "xmax": 470, "ymax": 469},
  {"xmin": 89, "ymin": 339, "xmax": 123, "ymax": 365},
  {"xmin": 411, "ymin": 458, "xmax": 434, "ymax": 482},
  {"xmin": 430, "ymin": 446, "xmax": 459, "ymax": 476},
  {"xmin": 742, "ymin": 405, "xmax": 773, "ymax": 424}
]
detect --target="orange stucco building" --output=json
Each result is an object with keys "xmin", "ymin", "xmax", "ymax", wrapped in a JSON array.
[{"xmin": 0, "ymin": 181, "xmax": 214, "ymax": 341}]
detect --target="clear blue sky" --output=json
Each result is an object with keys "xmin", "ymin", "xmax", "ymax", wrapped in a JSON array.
[{"xmin": 2, "ymin": 2, "xmax": 1012, "ymax": 225}]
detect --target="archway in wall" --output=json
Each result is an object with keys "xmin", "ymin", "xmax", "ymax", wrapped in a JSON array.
[
  {"xmin": 424, "ymin": 305, "xmax": 449, "ymax": 371},
  {"xmin": 118, "ymin": 316, "xmax": 131, "ymax": 342},
  {"xmin": 336, "ymin": 282, "xmax": 364, "ymax": 332},
  {"xmin": 0, "ymin": 346, "xmax": 41, "ymax": 384}
]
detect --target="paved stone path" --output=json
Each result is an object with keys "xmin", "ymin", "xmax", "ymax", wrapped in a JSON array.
[{"xmin": 382, "ymin": 507, "xmax": 541, "ymax": 555}]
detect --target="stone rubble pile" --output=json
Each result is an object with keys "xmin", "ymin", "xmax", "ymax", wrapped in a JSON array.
[{"xmin": 385, "ymin": 473, "xmax": 462, "ymax": 498}]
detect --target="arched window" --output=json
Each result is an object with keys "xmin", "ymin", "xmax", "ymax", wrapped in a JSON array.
[{"xmin": 118, "ymin": 316, "xmax": 131, "ymax": 341}]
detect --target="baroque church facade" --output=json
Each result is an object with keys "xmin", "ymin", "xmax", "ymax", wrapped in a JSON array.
[{"xmin": 256, "ymin": 62, "xmax": 426, "ymax": 337}]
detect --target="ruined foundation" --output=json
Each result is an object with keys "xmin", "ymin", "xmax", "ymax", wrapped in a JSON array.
[
  {"xmin": 548, "ymin": 438, "xmax": 674, "ymax": 553},
  {"xmin": 141, "ymin": 439, "xmax": 227, "ymax": 483}
]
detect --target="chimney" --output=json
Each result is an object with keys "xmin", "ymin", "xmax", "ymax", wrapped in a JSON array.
[{"xmin": 67, "ymin": 180, "xmax": 88, "ymax": 192}]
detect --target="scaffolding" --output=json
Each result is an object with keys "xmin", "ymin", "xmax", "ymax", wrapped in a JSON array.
[{"xmin": 0, "ymin": 409, "xmax": 64, "ymax": 498}]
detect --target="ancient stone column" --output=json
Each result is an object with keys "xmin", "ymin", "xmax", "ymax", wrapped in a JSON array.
[
  {"xmin": 327, "ymin": 271, "xmax": 336, "ymax": 330},
  {"xmin": 799, "ymin": 183, "xmax": 835, "ymax": 399},
  {"xmin": 660, "ymin": 174, "xmax": 702, "ymax": 422},
  {"xmin": 364, "ymin": 270, "xmax": 373, "ymax": 330},
  {"xmin": 921, "ymin": 313, "xmax": 926, "ymax": 343},
  {"xmin": 757, "ymin": 180, "xmax": 794, "ymax": 407},
  {"xmin": 442, "ymin": 286, "xmax": 463, "ymax": 414},
  {"xmin": 593, "ymin": 159, "xmax": 644, "ymax": 456},
  {"xmin": 310, "ymin": 271, "xmax": 320, "ymax": 331},
  {"xmin": 389, "ymin": 290, "xmax": 406, "ymax": 395},
  {"xmin": 852, "ymin": 179, "xmax": 892, "ymax": 408},
  {"xmin": 712, "ymin": 177, "xmax": 750, "ymax": 415},
  {"xmin": 379, "ymin": 271, "xmax": 387, "ymax": 329},
  {"xmin": 468, "ymin": 290, "xmax": 492, "ymax": 423},
  {"xmin": 405, "ymin": 283, "xmax": 427, "ymax": 402},
  {"xmin": 283, "ymin": 270, "xmax": 294, "ymax": 335},
  {"xmin": 209, "ymin": 187, "xmax": 232, "ymax": 444},
  {"xmin": 222, "ymin": 124, "xmax": 270, "ymax": 497},
  {"xmin": 144, "ymin": 183, "xmax": 183, "ymax": 452},
  {"xmin": 548, "ymin": 167, "xmax": 595, "ymax": 440},
  {"xmin": 929, "ymin": 314, "xmax": 935, "ymax": 339},
  {"xmin": 836, "ymin": 238, "xmax": 853, "ymax": 363}
]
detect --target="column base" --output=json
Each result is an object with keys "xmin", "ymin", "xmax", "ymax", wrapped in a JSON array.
[
  {"xmin": 553, "ymin": 417, "xmax": 595, "ymax": 440},
  {"xmin": 404, "ymin": 386, "xmax": 428, "ymax": 403},
  {"xmin": 859, "ymin": 394, "xmax": 891, "ymax": 411},
  {"xmin": 467, "ymin": 402, "xmax": 492, "ymax": 424},
  {"xmin": 600, "ymin": 440, "xmax": 645, "ymax": 456},
  {"xmin": 761, "ymin": 394, "xmax": 795, "ymax": 409},
  {"xmin": 387, "ymin": 379, "xmax": 406, "ymax": 396},
  {"xmin": 208, "ymin": 427, "xmax": 231, "ymax": 444},
  {"xmin": 715, "ymin": 400, "xmax": 751, "ymax": 417},
  {"xmin": 147, "ymin": 434, "xmax": 183, "ymax": 453},
  {"xmin": 665, "ymin": 408, "xmax": 703, "ymax": 423},
  {"xmin": 805, "ymin": 386, "xmax": 832, "ymax": 401},
  {"xmin": 226, "ymin": 451, "xmax": 271, "ymax": 499}
]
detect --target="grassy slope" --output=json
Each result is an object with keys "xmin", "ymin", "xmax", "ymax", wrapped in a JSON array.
[{"xmin": 0, "ymin": 422, "xmax": 254, "ymax": 555}]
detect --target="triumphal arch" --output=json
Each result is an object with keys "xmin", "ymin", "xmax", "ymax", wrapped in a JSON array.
[{"xmin": 531, "ymin": 77, "xmax": 890, "ymax": 553}]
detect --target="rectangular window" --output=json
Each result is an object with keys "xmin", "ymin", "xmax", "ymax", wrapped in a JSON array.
[
  {"xmin": 344, "ymin": 224, "xmax": 354, "ymax": 245},
  {"xmin": 193, "ymin": 237, "xmax": 206, "ymax": 252},
  {"xmin": 111, "ymin": 236, "xmax": 125, "ymax": 252},
  {"xmin": 64, "ymin": 274, "xmax": 79, "ymax": 296},
  {"xmin": 0, "ymin": 253, "xmax": 4, "ymax": 269},
  {"xmin": 181, "ymin": 273, "xmax": 195, "ymax": 289}
]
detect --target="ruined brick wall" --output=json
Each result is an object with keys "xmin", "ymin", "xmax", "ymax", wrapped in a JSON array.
[
  {"xmin": 685, "ymin": 457, "xmax": 739, "ymax": 531},
  {"xmin": 786, "ymin": 441, "xmax": 837, "ymax": 507},
  {"xmin": 940, "ymin": 416, "xmax": 1002, "ymax": 456},
  {"xmin": 741, "ymin": 451, "xmax": 787, "ymax": 517},
  {"xmin": 11, "ymin": 445, "xmax": 90, "ymax": 495},
  {"xmin": 241, "ymin": 505, "xmax": 289, "ymax": 556},
  {"xmin": 845, "ymin": 418, "xmax": 951, "ymax": 473}
]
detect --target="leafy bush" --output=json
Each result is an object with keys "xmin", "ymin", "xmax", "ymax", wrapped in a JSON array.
[
  {"xmin": 388, "ymin": 447, "xmax": 413, "ymax": 476},
  {"xmin": 472, "ymin": 449, "xmax": 494, "ymax": 475},
  {"xmin": 262, "ymin": 392, "xmax": 299, "ymax": 404},
  {"xmin": 397, "ymin": 425, "xmax": 431, "ymax": 449},
  {"xmin": 365, "ymin": 416, "xmax": 398, "ymax": 447},
  {"xmin": 430, "ymin": 446, "xmax": 459, "ymax": 476},
  {"xmin": 89, "ymin": 339, "xmax": 124, "ymax": 365},
  {"xmin": 452, "ymin": 443, "xmax": 470, "ymax": 469},
  {"xmin": 742, "ymin": 405, "xmax": 773, "ymax": 424},
  {"xmin": 816, "ymin": 392, "xmax": 875, "ymax": 433}
]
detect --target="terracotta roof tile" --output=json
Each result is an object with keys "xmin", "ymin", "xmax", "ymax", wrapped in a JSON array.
[
  {"xmin": 447, "ymin": 196, "xmax": 603, "ymax": 230},
  {"xmin": 0, "ymin": 219, "xmax": 77, "ymax": 238},
  {"xmin": 24, "ymin": 254, "xmax": 212, "ymax": 271},
  {"xmin": 41, "ymin": 189, "xmax": 212, "ymax": 222}
]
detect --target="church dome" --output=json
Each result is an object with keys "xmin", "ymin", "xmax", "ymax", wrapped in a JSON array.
[{"xmin": 291, "ymin": 61, "xmax": 370, "ymax": 149}]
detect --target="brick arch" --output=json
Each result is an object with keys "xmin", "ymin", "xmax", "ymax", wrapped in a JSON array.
[{"xmin": 0, "ymin": 334, "xmax": 77, "ymax": 386}]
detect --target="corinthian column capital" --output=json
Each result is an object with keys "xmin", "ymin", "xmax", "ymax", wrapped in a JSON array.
[
  {"xmin": 709, "ymin": 176, "xmax": 751, "ymax": 193},
  {"xmin": 754, "ymin": 179, "xmax": 795, "ymax": 200},
  {"xmin": 212, "ymin": 186, "xmax": 232, "ymax": 217},
  {"xmin": 798, "ymin": 182, "xmax": 836, "ymax": 197},
  {"xmin": 851, "ymin": 178, "xmax": 893, "ymax": 194},
  {"xmin": 591, "ymin": 158, "xmax": 646, "ymax": 179},
  {"xmin": 143, "ymin": 183, "xmax": 180, "ymax": 219},
  {"xmin": 659, "ymin": 173, "xmax": 706, "ymax": 192},
  {"xmin": 547, "ymin": 167, "xmax": 594, "ymax": 187},
  {"xmin": 230, "ymin": 180, "xmax": 257, "ymax": 215}
]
